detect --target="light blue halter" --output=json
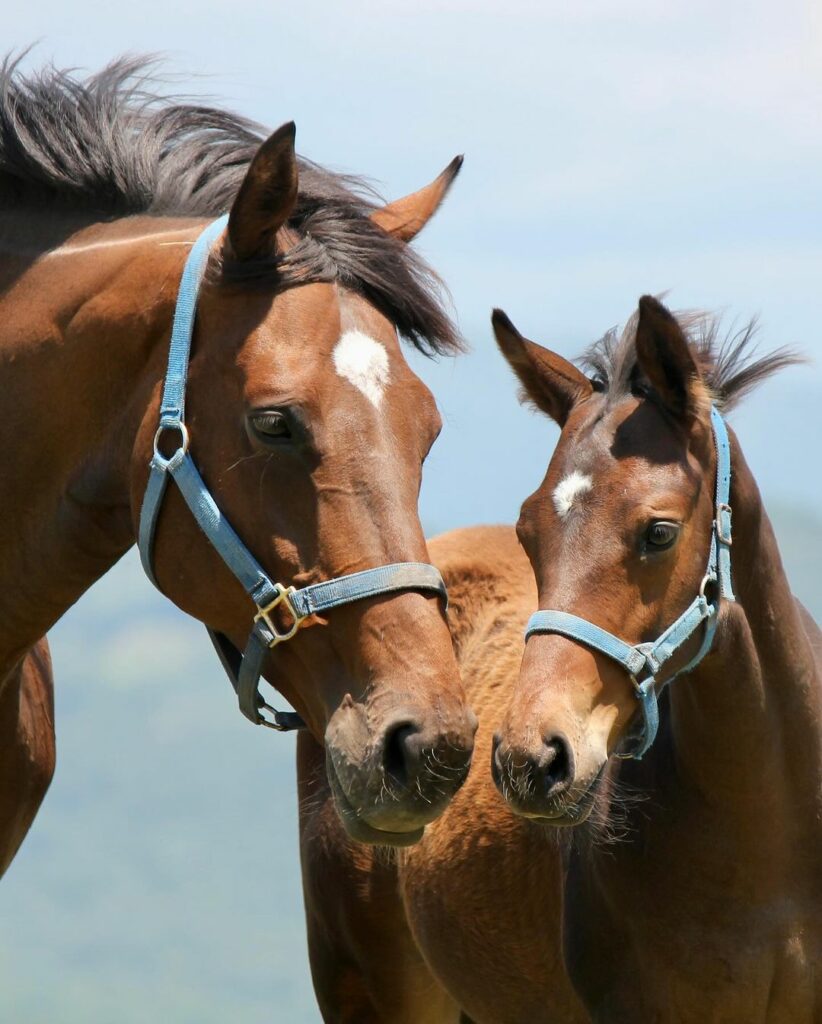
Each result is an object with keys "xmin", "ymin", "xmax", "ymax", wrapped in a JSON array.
[
  {"xmin": 138, "ymin": 216, "xmax": 448, "ymax": 730},
  {"xmin": 524, "ymin": 405, "xmax": 735, "ymax": 759}
]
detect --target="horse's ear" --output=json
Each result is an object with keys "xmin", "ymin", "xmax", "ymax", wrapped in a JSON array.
[
  {"xmin": 634, "ymin": 296, "xmax": 702, "ymax": 421},
  {"xmin": 370, "ymin": 156, "xmax": 463, "ymax": 242},
  {"xmin": 227, "ymin": 122, "xmax": 299, "ymax": 261},
  {"xmin": 492, "ymin": 309, "xmax": 592, "ymax": 426}
]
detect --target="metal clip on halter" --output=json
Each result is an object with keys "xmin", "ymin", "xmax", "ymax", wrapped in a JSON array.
[{"xmin": 137, "ymin": 216, "xmax": 449, "ymax": 730}]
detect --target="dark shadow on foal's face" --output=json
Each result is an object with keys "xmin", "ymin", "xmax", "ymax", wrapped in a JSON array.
[{"xmin": 490, "ymin": 298, "xmax": 717, "ymax": 823}]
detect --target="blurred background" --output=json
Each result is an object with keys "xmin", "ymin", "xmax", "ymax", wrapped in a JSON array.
[{"xmin": 1, "ymin": 2, "xmax": 821, "ymax": 1020}]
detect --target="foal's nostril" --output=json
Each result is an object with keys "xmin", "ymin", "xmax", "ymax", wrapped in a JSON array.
[
  {"xmin": 382, "ymin": 722, "xmax": 419, "ymax": 788},
  {"xmin": 539, "ymin": 735, "xmax": 573, "ymax": 797}
]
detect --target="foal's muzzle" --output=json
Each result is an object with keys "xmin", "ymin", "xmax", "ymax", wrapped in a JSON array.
[{"xmin": 491, "ymin": 731, "xmax": 594, "ymax": 824}]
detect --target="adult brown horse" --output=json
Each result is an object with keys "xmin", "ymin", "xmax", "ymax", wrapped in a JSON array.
[
  {"xmin": 0, "ymin": 56, "xmax": 477, "ymax": 885},
  {"xmin": 489, "ymin": 295, "xmax": 821, "ymax": 1021}
]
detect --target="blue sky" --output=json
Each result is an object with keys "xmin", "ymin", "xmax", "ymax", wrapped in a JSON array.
[
  {"xmin": 3, "ymin": 3, "xmax": 821, "ymax": 1021},
  {"xmin": 11, "ymin": 0, "xmax": 822, "ymax": 525}
]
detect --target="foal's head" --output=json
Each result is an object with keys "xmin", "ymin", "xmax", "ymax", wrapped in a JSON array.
[
  {"xmin": 490, "ymin": 296, "xmax": 793, "ymax": 824},
  {"xmin": 125, "ymin": 123, "xmax": 476, "ymax": 843}
]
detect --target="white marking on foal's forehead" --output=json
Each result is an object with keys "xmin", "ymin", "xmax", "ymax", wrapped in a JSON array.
[
  {"xmin": 332, "ymin": 329, "xmax": 390, "ymax": 408},
  {"xmin": 553, "ymin": 471, "xmax": 593, "ymax": 518}
]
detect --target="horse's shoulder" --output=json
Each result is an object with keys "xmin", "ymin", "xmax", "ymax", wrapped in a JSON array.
[
  {"xmin": 428, "ymin": 525, "xmax": 535, "ymax": 687},
  {"xmin": 428, "ymin": 524, "xmax": 532, "ymax": 605}
]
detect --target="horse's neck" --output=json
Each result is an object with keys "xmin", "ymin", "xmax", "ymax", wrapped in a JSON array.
[
  {"xmin": 0, "ymin": 211, "xmax": 198, "ymax": 677},
  {"xmin": 662, "ymin": 443, "xmax": 822, "ymax": 831}
]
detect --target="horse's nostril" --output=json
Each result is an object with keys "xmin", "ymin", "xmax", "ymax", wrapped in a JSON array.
[
  {"xmin": 539, "ymin": 735, "xmax": 573, "ymax": 797},
  {"xmin": 382, "ymin": 722, "xmax": 419, "ymax": 788}
]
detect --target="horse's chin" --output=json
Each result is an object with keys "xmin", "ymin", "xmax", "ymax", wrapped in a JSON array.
[
  {"xmin": 524, "ymin": 766, "xmax": 605, "ymax": 828},
  {"xmin": 326, "ymin": 757, "xmax": 425, "ymax": 848}
]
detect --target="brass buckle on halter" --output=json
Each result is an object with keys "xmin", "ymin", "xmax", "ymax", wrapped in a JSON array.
[{"xmin": 254, "ymin": 584, "xmax": 307, "ymax": 648}]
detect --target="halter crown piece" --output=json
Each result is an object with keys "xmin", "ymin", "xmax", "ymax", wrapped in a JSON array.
[
  {"xmin": 138, "ymin": 216, "xmax": 448, "ymax": 730},
  {"xmin": 524, "ymin": 405, "xmax": 735, "ymax": 759}
]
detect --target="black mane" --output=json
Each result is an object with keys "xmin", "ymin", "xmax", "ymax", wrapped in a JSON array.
[
  {"xmin": 581, "ymin": 306, "xmax": 801, "ymax": 411},
  {"xmin": 0, "ymin": 55, "xmax": 460, "ymax": 355}
]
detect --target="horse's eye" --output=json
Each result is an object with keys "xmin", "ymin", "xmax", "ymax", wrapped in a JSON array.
[
  {"xmin": 250, "ymin": 411, "xmax": 292, "ymax": 441},
  {"xmin": 645, "ymin": 520, "xmax": 680, "ymax": 551}
]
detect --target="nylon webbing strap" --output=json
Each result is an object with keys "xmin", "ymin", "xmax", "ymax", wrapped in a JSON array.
[
  {"xmin": 159, "ymin": 215, "xmax": 229, "ymax": 427},
  {"xmin": 710, "ymin": 405, "xmax": 735, "ymax": 601},
  {"xmin": 290, "ymin": 562, "xmax": 447, "ymax": 618},
  {"xmin": 168, "ymin": 454, "xmax": 279, "ymax": 607},
  {"xmin": 525, "ymin": 611, "xmax": 647, "ymax": 676}
]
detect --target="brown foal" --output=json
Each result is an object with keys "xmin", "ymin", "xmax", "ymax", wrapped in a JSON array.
[
  {"xmin": 491, "ymin": 296, "xmax": 821, "ymax": 1021},
  {"xmin": 0, "ymin": 59, "xmax": 477, "ymax": 890}
]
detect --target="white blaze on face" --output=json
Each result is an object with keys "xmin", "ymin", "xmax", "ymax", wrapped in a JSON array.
[
  {"xmin": 332, "ymin": 329, "xmax": 391, "ymax": 408},
  {"xmin": 553, "ymin": 471, "xmax": 593, "ymax": 518}
]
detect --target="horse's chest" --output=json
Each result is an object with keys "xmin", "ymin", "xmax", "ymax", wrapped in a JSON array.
[
  {"xmin": 587, "ymin": 888, "xmax": 822, "ymax": 1023},
  {"xmin": 636, "ymin": 923, "xmax": 820, "ymax": 1023},
  {"xmin": 399, "ymin": 776, "xmax": 587, "ymax": 1024}
]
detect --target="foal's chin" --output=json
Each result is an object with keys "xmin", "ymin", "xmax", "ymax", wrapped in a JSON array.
[
  {"xmin": 496, "ymin": 764, "xmax": 605, "ymax": 829},
  {"xmin": 507, "ymin": 784, "xmax": 599, "ymax": 828}
]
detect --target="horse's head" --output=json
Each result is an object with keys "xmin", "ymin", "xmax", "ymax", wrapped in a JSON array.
[
  {"xmin": 490, "ymin": 296, "xmax": 739, "ymax": 823},
  {"xmin": 132, "ymin": 124, "xmax": 476, "ymax": 845}
]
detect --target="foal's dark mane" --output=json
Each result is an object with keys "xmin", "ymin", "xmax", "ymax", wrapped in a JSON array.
[
  {"xmin": 0, "ymin": 55, "xmax": 459, "ymax": 355},
  {"xmin": 581, "ymin": 308, "xmax": 800, "ymax": 411}
]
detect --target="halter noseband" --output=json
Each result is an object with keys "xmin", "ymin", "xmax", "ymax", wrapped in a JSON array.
[
  {"xmin": 524, "ymin": 405, "xmax": 735, "ymax": 759},
  {"xmin": 138, "ymin": 216, "xmax": 448, "ymax": 731}
]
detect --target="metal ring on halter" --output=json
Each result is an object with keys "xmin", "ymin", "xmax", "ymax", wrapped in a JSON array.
[
  {"xmin": 153, "ymin": 421, "xmax": 190, "ymax": 463},
  {"xmin": 698, "ymin": 572, "xmax": 717, "ymax": 601},
  {"xmin": 258, "ymin": 700, "xmax": 293, "ymax": 731},
  {"xmin": 254, "ymin": 583, "xmax": 308, "ymax": 647}
]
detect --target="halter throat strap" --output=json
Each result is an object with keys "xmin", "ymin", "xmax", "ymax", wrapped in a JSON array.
[
  {"xmin": 525, "ymin": 406, "xmax": 734, "ymax": 759},
  {"xmin": 138, "ymin": 217, "xmax": 448, "ymax": 730}
]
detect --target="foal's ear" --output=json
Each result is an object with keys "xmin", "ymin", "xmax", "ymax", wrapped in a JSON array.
[
  {"xmin": 634, "ymin": 296, "xmax": 702, "ymax": 421},
  {"xmin": 227, "ymin": 122, "xmax": 299, "ymax": 261},
  {"xmin": 371, "ymin": 156, "xmax": 463, "ymax": 242},
  {"xmin": 492, "ymin": 309, "xmax": 592, "ymax": 426}
]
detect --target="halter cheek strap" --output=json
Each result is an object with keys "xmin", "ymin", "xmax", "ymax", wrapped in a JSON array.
[
  {"xmin": 138, "ymin": 216, "xmax": 448, "ymax": 730},
  {"xmin": 525, "ymin": 406, "xmax": 735, "ymax": 760}
]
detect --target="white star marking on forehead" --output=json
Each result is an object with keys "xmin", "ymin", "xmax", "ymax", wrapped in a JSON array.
[
  {"xmin": 553, "ymin": 471, "xmax": 593, "ymax": 518},
  {"xmin": 332, "ymin": 329, "xmax": 390, "ymax": 408}
]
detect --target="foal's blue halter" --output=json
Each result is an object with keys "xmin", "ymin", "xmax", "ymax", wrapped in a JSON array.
[
  {"xmin": 525, "ymin": 406, "xmax": 735, "ymax": 759},
  {"xmin": 138, "ymin": 216, "xmax": 448, "ymax": 730}
]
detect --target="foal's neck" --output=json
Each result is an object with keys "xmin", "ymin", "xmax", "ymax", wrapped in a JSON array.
[
  {"xmin": 0, "ymin": 210, "xmax": 201, "ymax": 677},
  {"xmin": 664, "ymin": 442, "xmax": 822, "ymax": 827}
]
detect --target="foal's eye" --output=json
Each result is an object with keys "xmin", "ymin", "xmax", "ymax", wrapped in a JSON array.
[
  {"xmin": 250, "ymin": 411, "xmax": 292, "ymax": 441},
  {"xmin": 644, "ymin": 520, "xmax": 680, "ymax": 551}
]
